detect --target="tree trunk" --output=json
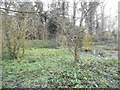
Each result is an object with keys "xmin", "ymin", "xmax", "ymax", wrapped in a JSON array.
[
  {"xmin": 74, "ymin": 16, "xmax": 83, "ymax": 63},
  {"xmin": 4, "ymin": 2, "xmax": 13, "ymax": 59}
]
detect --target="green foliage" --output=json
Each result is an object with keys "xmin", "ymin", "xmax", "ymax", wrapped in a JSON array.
[
  {"xmin": 47, "ymin": 59, "xmax": 119, "ymax": 88},
  {"xmin": 82, "ymin": 33, "xmax": 93, "ymax": 51},
  {"xmin": 3, "ymin": 40, "xmax": 59, "ymax": 60},
  {"xmin": 25, "ymin": 40, "xmax": 59, "ymax": 48},
  {"xmin": 2, "ymin": 48, "xmax": 119, "ymax": 88}
]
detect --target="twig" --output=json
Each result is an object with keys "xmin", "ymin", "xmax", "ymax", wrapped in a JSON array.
[{"xmin": 0, "ymin": 7, "xmax": 41, "ymax": 13}]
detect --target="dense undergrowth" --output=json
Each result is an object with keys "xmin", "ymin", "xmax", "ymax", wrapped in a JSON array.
[{"xmin": 2, "ymin": 46, "xmax": 119, "ymax": 88}]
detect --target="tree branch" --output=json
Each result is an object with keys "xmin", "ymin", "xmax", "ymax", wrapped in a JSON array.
[{"xmin": 0, "ymin": 7, "xmax": 41, "ymax": 13}]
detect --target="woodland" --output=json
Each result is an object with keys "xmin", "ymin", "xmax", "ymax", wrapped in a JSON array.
[{"xmin": 0, "ymin": 0, "xmax": 119, "ymax": 88}]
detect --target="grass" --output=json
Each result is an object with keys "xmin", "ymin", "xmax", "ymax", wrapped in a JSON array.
[{"xmin": 2, "ymin": 47, "xmax": 119, "ymax": 88}]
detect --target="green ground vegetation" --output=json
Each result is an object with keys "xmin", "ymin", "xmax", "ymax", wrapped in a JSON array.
[{"xmin": 2, "ymin": 42, "xmax": 119, "ymax": 88}]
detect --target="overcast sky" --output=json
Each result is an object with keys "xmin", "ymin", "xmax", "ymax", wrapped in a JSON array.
[
  {"xmin": 3, "ymin": 0, "xmax": 119, "ymax": 17},
  {"xmin": 36, "ymin": 0, "xmax": 119, "ymax": 26},
  {"xmin": 41, "ymin": 0, "xmax": 119, "ymax": 15},
  {"xmin": 2, "ymin": 0, "xmax": 119, "ymax": 25}
]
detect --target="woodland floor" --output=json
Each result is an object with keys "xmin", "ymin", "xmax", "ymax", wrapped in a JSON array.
[{"xmin": 2, "ymin": 45, "xmax": 119, "ymax": 88}]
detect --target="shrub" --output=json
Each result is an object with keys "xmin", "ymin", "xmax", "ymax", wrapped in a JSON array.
[{"xmin": 25, "ymin": 40, "xmax": 59, "ymax": 49}]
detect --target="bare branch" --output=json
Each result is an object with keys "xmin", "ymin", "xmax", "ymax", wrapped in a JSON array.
[{"xmin": 0, "ymin": 7, "xmax": 42, "ymax": 13}]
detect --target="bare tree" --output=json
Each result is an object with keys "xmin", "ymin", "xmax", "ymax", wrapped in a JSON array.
[{"xmin": 1, "ymin": 1, "xmax": 36, "ymax": 59}]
